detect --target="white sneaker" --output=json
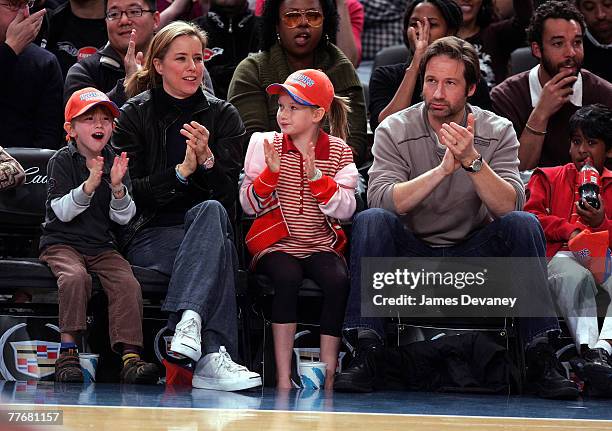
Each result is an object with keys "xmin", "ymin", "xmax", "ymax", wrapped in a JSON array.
[
  {"xmin": 192, "ymin": 346, "xmax": 262, "ymax": 391},
  {"xmin": 170, "ymin": 317, "xmax": 202, "ymax": 361}
]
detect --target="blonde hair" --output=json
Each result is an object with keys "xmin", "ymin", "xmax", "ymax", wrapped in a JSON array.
[
  {"xmin": 125, "ymin": 21, "xmax": 208, "ymax": 98},
  {"xmin": 326, "ymin": 95, "xmax": 351, "ymax": 142}
]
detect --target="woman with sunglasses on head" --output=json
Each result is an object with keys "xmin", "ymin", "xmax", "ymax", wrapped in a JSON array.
[
  {"xmin": 227, "ymin": 0, "xmax": 367, "ymax": 166},
  {"xmin": 368, "ymin": 0, "xmax": 492, "ymax": 130}
]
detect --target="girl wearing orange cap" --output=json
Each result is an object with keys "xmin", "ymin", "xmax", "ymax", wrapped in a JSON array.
[{"xmin": 240, "ymin": 68, "xmax": 358, "ymax": 389}]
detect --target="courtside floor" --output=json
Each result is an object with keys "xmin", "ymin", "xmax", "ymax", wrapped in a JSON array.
[{"xmin": 1, "ymin": 382, "xmax": 612, "ymax": 430}]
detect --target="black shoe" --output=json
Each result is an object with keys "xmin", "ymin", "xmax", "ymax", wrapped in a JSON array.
[
  {"xmin": 120, "ymin": 358, "xmax": 161, "ymax": 385},
  {"xmin": 334, "ymin": 340, "xmax": 385, "ymax": 393},
  {"xmin": 526, "ymin": 343, "xmax": 579, "ymax": 400},
  {"xmin": 571, "ymin": 348, "xmax": 612, "ymax": 397}
]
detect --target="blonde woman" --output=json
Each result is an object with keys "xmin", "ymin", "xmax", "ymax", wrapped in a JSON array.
[{"xmin": 112, "ymin": 21, "xmax": 261, "ymax": 391}]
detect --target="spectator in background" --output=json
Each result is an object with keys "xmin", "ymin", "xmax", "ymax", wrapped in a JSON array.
[
  {"xmin": 368, "ymin": 0, "xmax": 492, "ymax": 131},
  {"xmin": 0, "ymin": 147, "xmax": 25, "ymax": 191},
  {"xmin": 63, "ymin": 0, "xmax": 161, "ymax": 106},
  {"xmin": 45, "ymin": 0, "xmax": 109, "ymax": 78},
  {"xmin": 456, "ymin": 0, "xmax": 533, "ymax": 89},
  {"xmin": 491, "ymin": 0, "xmax": 612, "ymax": 170},
  {"xmin": 0, "ymin": 1, "xmax": 63, "ymax": 149},
  {"xmin": 255, "ymin": 0, "xmax": 364, "ymax": 66},
  {"xmin": 358, "ymin": 0, "xmax": 405, "ymax": 61},
  {"xmin": 228, "ymin": 0, "xmax": 368, "ymax": 165},
  {"xmin": 576, "ymin": 0, "xmax": 612, "ymax": 82},
  {"xmin": 193, "ymin": 0, "xmax": 261, "ymax": 100}
]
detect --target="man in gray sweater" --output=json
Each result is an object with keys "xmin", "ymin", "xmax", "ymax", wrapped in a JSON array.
[{"xmin": 335, "ymin": 37, "xmax": 578, "ymax": 399}]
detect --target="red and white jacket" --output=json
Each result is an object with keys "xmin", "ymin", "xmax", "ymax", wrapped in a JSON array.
[
  {"xmin": 240, "ymin": 131, "xmax": 358, "ymax": 259},
  {"xmin": 524, "ymin": 163, "xmax": 612, "ymax": 258}
]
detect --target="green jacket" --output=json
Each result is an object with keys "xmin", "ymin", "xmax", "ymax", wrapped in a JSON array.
[{"xmin": 228, "ymin": 42, "xmax": 367, "ymax": 165}]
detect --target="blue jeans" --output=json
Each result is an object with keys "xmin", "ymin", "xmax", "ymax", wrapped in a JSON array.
[
  {"xmin": 125, "ymin": 201, "xmax": 239, "ymax": 357},
  {"xmin": 344, "ymin": 208, "xmax": 559, "ymax": 347}
]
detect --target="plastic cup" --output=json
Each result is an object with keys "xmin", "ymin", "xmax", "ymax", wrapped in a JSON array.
[
  {"xmin": 78, "ymin": 353, "xmax": 99, "ymax": 383},
  {"xmin": 298, "ymin": 361, "xmax": 327, "ymax": 389}
]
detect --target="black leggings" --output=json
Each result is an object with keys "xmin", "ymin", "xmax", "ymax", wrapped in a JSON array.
[{"xmin": 256, "ymin": 251, "xmax": 349, "ymax": 337}]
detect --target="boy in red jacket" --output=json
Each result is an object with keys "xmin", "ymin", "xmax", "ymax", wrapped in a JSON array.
[{"xmin": 525, "ymin": 104, "xmax": 612, "ymax": 396}]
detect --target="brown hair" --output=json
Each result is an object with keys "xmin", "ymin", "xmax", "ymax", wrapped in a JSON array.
[
  {"xmin": 124, "ymin": 21, "xmax": 208, "ymax": 98},
  {"xmin": 419, "ymin": 36, "xmax": 480, "ymax": 93},
  {"xmin": 326, "ymin": 95, "xmax": 351, "ymax": 143}
]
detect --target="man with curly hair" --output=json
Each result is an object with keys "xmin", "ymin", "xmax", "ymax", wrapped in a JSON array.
[{"xmin": 491, "ymin": 0, "xmax": 612, "ymax": 170}]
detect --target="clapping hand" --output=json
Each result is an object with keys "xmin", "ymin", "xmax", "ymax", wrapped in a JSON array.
[{"xmin": 84, "ymin": 156, "xmax": 104, "ymax": 195}]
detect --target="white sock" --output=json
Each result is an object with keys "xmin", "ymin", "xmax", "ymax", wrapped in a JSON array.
[
  {"xmin": 594, "ymin": 340, "xmax": 612, "ymax": 355},
  {"xmin": 180, "ymin": 309, "xmax": 201, "ymax": 326}
]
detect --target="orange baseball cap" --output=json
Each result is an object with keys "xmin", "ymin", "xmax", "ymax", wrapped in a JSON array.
[
  {"xmin": 266, "ymin": 69, "xmax": 335, "ymax": 112},
  {"xmin": 64, "ymin": 87, "xmax": 120, "ymax": 123}
]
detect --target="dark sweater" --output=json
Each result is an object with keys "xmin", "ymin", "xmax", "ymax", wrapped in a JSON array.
[
  {"xmin": 368, "ymin": 61, "xmax": 493, "ymax": 131},
  {"xmin": 0, "ymin": 42, "xmax": 63, "ymax": 149},
  {"xmin": 491, "ymin": 68, "xmax": 612, "ymax": 167}
]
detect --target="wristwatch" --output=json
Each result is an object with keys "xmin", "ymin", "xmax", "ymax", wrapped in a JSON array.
[{"xmin": 463, "ymin": 154, "xmax": 483, "ymax": 173}]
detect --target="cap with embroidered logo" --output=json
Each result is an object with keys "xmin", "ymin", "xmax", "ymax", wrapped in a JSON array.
[
  {"xmin": 65, "ymin": 87, "xmax": 120, "ymax": 123},
  {"xmin": 266, "ymin": 69, "xmax": 335, "ymax": 112}
]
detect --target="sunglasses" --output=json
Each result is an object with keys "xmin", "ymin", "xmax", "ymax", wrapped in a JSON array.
[{"xmin": 281, "ymin": 9, "xmax": 324, "ymax": 28}]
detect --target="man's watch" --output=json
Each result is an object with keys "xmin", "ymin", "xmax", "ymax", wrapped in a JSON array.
[{"xmin": 462, "ymin": 154, "xmax": 483, "ymax": 173}]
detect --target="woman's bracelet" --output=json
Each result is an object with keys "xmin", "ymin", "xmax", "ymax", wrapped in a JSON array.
[
  {"xmin": 525, "ymin": 122, "xmax": 547, "ymax": 136},
  {"xmin": 175, "ymin": 165, "xmax": 188, "ymax": 184}
]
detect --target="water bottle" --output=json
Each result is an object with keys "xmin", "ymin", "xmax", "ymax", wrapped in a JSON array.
[{"xmin": 578, "ymin": 158, "xmax": 601, "ymax": 210}]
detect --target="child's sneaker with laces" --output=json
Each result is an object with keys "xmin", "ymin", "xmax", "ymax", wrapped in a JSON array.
[
  {"xmin": 120, "ymin": 357, "xmax": 161, "ymax": 385},
  {"xmin": 54, "ymin": 352, "xmax": 83, "ymax": 383}
]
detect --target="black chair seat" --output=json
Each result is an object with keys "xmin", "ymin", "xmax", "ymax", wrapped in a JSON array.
[{"xmin": 0, "ymin": 258, "xmax": 169, "ymax": 296}]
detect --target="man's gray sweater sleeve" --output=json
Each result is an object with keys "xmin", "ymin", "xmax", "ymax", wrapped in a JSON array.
[
  {"xmin": 367, "ymin": 122, "xmax": 411, "ymax": 213},
  {"xmin": 488, "ymin": 121, "xmax": 526, "ymax": 211}
]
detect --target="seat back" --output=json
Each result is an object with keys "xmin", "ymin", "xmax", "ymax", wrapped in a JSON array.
[
  {"xmin": 509, "ymin": 47, "xmax": 538, "ymax": 76},
  {"xmin": 0, "ymin": 148, "xmax": 55, "ymax": 256},
  {"xmin": 372, "ymin": 44, "xmax": 410, "ymax": 72}
]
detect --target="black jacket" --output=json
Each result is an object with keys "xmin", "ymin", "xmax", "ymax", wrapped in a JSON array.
[
  {"xmin": 193, "ymin": 6, "xmax": 260, "ymax": 100},
  {"xmin": 111, "ymin": 86, "xmax": 245, "ymax": 250},
  {"xmin": 64, "ymin": 43, "xmax": 127, "ymax": 107}
]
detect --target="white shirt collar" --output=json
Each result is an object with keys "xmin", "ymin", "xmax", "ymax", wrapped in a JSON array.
[{"xmin": 528, "ymin": 64, "xmax": 583, "ymax": 108}]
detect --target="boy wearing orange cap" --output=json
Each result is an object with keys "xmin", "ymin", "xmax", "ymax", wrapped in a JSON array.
[
  {"xmin": 39, "ymin": 87, "xmax": 160, "ymax": 385},
  {"xmin": 525, "ymin": 104, "xmax": 612, "ymax": 396}
]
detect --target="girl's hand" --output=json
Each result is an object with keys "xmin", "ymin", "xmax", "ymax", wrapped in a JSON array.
[
  {"xmin": 263, "ymin": 138, "xmax": 280, "ymax": 173},
  {"xmin": 303, "ymin": 141, "xmax": 316, "ymax": 179},
  {"xmin": 110, "ymin": 152, "xmax": 129, "ymax": 187}
]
